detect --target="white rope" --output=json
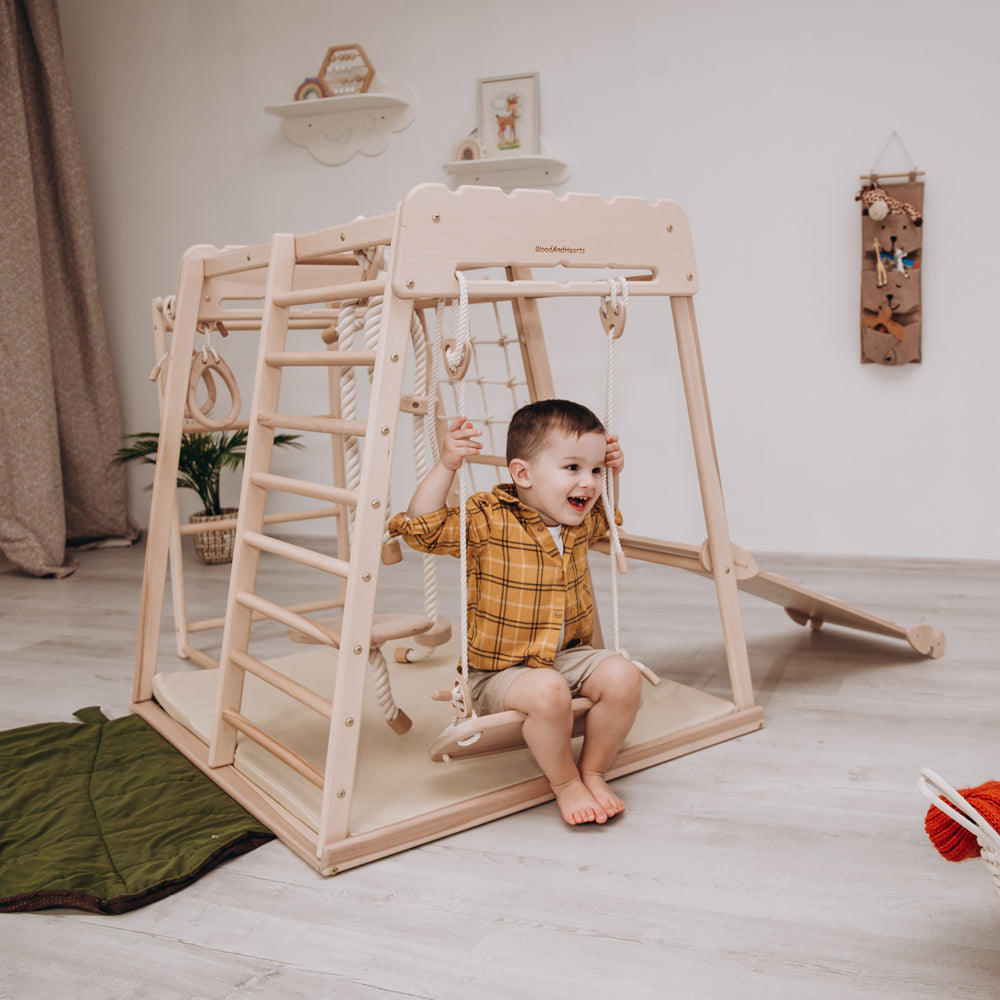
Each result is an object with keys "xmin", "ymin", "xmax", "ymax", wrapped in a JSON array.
[
  {"xmin": 368, "ymin": 647, "xmax": 402, "ymax": 724},
  {"xmin": 452, "ymin": 273, "xmax": 472, "ymax": 691},
  {"xmin": 337, "ymin": 299, "xmax": 362, "ymax": 538},
  {"xmin": 601, "ymin": 277, "xmax": 628, "ymax": 653}
]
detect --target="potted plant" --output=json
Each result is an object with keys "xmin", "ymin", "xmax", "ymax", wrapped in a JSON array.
[{"xmin": 112, "ymin": 428, "xmax": 302, "ymax": 564}]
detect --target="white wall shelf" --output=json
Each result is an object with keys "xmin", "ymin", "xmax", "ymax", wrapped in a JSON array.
[
  {"xmin": 442, "ymin": 154, "xmax": 571, "ymax": 190},
  {"xmin": 265, "ymin": 80, "xmax": 416, "ymax": 165}
]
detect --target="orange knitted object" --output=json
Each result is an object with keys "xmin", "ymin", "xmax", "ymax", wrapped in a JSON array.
[{"xmin": 924, "ymin": 780, "xmax": 1000, "ymax": 862}]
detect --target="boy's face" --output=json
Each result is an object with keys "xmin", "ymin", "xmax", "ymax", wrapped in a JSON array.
[{"xmin": 510, "ymin": 429, "xmax": 607, "ymax": 528}]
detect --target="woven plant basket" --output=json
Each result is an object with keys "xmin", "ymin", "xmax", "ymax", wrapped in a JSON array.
[
  {"xmin": 189, "ymin": 508, "xmax": 238, "ymax": 564},
  {"xmin": 919, "ymin": 767, "xmax": 1000, "ymax": 902}
]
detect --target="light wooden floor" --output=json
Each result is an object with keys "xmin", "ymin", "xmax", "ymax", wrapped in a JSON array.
[{"xmin": 1, "ymin": 539, "xmax": 998, "ymax": 999}]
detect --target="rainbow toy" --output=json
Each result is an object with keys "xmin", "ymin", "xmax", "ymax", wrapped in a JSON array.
[{"xmin": 294, "ymin": 77, "xmax": 330, "ymax": 102}]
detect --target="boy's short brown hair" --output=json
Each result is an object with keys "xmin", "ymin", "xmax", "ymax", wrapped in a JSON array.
[{"xmin": 506, "ymin": 399, "xmax": 605, "ymax": 464}]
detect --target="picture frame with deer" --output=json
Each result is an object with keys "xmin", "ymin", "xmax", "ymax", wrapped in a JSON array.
[{"xmin": 477, "ymin": 72, "xmax": 540, "ymax": 157}]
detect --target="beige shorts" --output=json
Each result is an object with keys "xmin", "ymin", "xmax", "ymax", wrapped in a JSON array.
[{"xmin": 467, "ymin": 645, "xmax": 617, "ymax": 716}]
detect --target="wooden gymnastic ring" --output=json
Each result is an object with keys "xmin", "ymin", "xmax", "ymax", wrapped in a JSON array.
[
  {"xmin": 183, "ymin": 352, "xmax": 217, "ymax": 418},
  {"xmin": 186, "ymin": 352, "xmax": 241, "ymax": 430}
]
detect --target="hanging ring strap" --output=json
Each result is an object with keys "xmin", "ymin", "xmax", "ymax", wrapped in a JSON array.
[{"xmin": 186, "ymin": 322, "xmax": 241, "ymax": 430}]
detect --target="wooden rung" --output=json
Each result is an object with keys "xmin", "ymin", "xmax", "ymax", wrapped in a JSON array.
[
  {"xmin": 250, "ymin": 472, "xmax": 358, "ymax": 507},
  {"xmin": 258, "ymin": 413, "xmax": 367, "ymax": 437},
  {"xmin": 188, "ymin": 597, "xmax": 345, "ymax": 634},
  {"xmin": 219, "ymin": 708, "xmax": 325, "ymax": 788},
  {"xmin": 177, "ymin": 505, "xmax": 338, "ymax": 537},
  {"xmin": 271, "ymin": 278, "xmax": 385, "ymax": 308},
  {"xmin": 265, "ymin": 350, "xmax": 378, "ymax": 368},
  {"xmin": 235, "ymin": 589, "xmax": 341, "ymax": 645},
  {"xmin": 241, "ymin": 532, "xmax": 351, "ymax": 577},
  {"xmin": 229, "ymin": 649, "xmax": 333, "ymax": 719}
]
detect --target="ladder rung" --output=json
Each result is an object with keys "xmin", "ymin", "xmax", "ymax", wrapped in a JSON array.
[
  {"xmin": 220, "ymin": 708, "xmax": 324, "ymax": 788},
  {"xmin": 241, "ymin": 533, "xmax": 351, "ymax": 578},
  {"xmin": 187, "ymin": 596, "xmax": 345, "ymax": 634},
  {"xmin": 265, "ymin": 350, "xmax": 377, "ymax": 368},
  {"xmin": 258, "ymin": 413, "xmax": 367, "ymax": 437},
  {"xmin": 229, "ymin": 649, "xmax": 333, "ymax": 719},
  {"xmin": 177, "ymin": 505, "xmax": 338, "ymax": 537},
  {"xmin": 250, "ymin": 472, "xmax": 358, "ymax": 508},
  {"xmin": 236, "ymin": 589, "xmax": 342, "ymax": 643},
  {"xmin": 271, "ymin": 278, "xmax": 385, "ymax": 308}
]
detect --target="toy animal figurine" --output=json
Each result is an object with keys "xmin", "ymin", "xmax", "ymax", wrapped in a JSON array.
[
  {"xmin": 862, "ymin": 303, "xmax": 907, "ymax": 342},
  {"xmin": 872, "ymin": 238, "xmax": 888, "ymax": 287},
  {"xmin": 496, "ymin": 93, "xmax": 520, "ymax": 147},
  {"xmin": 857, "ymin": 184, "xmax": 923, "ymax": 226}
]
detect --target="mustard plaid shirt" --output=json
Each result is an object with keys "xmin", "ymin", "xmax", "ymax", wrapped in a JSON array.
[{"xmin": 388, "ymin": 484, "xmax": 621, "ymax": 672}]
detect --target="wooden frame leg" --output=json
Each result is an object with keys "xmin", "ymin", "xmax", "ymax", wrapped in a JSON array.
[{"xmin": 671, "ymin": 295, "xmax": 755, "ymax": 711}]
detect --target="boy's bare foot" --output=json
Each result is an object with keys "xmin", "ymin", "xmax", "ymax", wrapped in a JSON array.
[
  {"xmin": 581, "ymin": 770, "xmax": 625, "ymax": 819},
  {"xmin": 550, "ymin": 776, "xmax": 609, "ymax": 825}
]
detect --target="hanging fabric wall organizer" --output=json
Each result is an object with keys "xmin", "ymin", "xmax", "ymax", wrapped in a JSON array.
[{"xmin": 856, "ymin": 132, "xmax": 924, "ymax": 365}]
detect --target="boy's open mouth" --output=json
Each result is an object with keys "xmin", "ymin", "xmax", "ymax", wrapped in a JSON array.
[{"xmin": 568, "ymin": 496, "xmax": 589, "ymax": 511}]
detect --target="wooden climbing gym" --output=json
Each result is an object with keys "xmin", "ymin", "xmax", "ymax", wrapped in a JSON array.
[{"xmin": 131, "ymin": 184, "xmax": 946, "ymax": 876}]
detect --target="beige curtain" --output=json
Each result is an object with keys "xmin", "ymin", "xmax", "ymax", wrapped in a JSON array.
[{"xmin": 0, "ymin": 0, "xmax": 137, "ymax": 576}]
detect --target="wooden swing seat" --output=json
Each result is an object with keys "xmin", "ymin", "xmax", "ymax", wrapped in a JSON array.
[
  {"xmin": 428, "ymin": 697, "xmax": 594, "ymax": 763},
  {"xmin": 286, "ymin": 612, "xmax": 433, "ymax": 648}
]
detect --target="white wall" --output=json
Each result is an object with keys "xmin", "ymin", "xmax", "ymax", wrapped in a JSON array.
[{"xmin": 57, "ymin": 0, "xmax": 1000, "ymax": 559}]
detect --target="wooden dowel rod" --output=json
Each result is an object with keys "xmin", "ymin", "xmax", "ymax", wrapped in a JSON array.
[
  {"xmin": 258, "ymin": 413, "xmax": 367, "ymax": 437},
  {"xmin": 272, "ymin": 278, "xmax": 385, "ymax": 308},
  {"xmin": 858, "ymin": 171, "xmax": 925, "ymax": 180},
  {"xmin": 180, "ymin": 644, "xmax": 219, "ymax": 668},
  {"xmin": 241, "ymin": 532, "xmax": 351, "ymax": 578},
  {"xmin": 230, "ymin": 649, "xmax": 333, "ymax": 719},
  {"xmin": 187, "ymin": 597, "xmax": 345, "ymax": 634},
  {"xmin": 234, "ymin": 589, "xmax": 340, "ymax": 645},
  {"xmin": 219, "ymin": 709, "xmax": 325, "ymax": 788},
  {"xmin": 181, "ymin": 421, "xmax": 251, "ymax": 434},
  {"xmin": 251, "ymin": 471, "xmax": 358, "ymax": 507},
  {"xmin": 177, "ymin": 506, "xmax": 336, "ymax": 536},
  {"xmin": 265, "ymin": 350, "xmax": 377, "ymax": 368}
]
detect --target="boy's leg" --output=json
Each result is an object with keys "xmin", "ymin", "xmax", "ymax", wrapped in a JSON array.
[
  {"xmin": 577, "ymin": 655, "xmax": 644, "ymax": 817},
  {"xmin": 503, "ymin": 669, "xmax": 608, "ymax": 825}
]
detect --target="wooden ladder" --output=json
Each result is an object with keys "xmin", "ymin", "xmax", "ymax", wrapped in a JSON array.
[{"xmin": 204, "ymin": 228, "xmax": 427, "ymax": 851}]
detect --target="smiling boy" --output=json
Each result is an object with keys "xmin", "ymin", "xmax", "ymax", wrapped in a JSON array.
[{"xmin": 389, "ymin": 399, "xmax": 643, "ymax": 825}]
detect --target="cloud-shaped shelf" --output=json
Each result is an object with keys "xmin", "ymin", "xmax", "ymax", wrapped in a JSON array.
[{"xmin": 265, "ymin": 81, "xmax": 417, "ymax": 166}]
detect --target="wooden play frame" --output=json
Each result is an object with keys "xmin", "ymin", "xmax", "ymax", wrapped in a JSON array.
[{"xmin": 132, "ymin": 184, "xmax": 945, "ymax": 876}]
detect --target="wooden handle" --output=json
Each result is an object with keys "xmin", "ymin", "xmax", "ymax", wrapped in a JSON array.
[{"xmin": 387, "ymin": 709, "xmax": 412, "ymax": 735}]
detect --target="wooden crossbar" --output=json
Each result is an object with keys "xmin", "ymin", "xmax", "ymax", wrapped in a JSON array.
[
  {"xmin": 265, "ymin": 350, "xmax": 377, "ymax": 368},
  {"xmin": 241, "ymin": 533, "xmax": 352, "ymax": 578},
  {"xmin": 235, "ymin": 589, "xmax": 339, "ymax": 644},
  {"xmin": 219, "ymin": 709, "xmax": 325, "ymax": 788},
  {"xmin": 250, "ymin": 472, "xmax": 357, "ymax": 507},
  {"xmin": 229, "ymin": 649, "xmax": 333, "ymax": 719},
  {"xmin": 258, "ymin": 414, "xmax": 367, "ymax": 437}
]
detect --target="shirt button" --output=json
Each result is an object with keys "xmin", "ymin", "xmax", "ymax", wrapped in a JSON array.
[{"xmin": 555, "ymin": 610, "xmax": 563, "ymax": 618}]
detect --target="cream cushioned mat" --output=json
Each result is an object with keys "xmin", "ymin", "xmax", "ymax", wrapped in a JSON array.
[{"xmin": 153, "ymin": 640, "xmax": 735, "ymax": 836}]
